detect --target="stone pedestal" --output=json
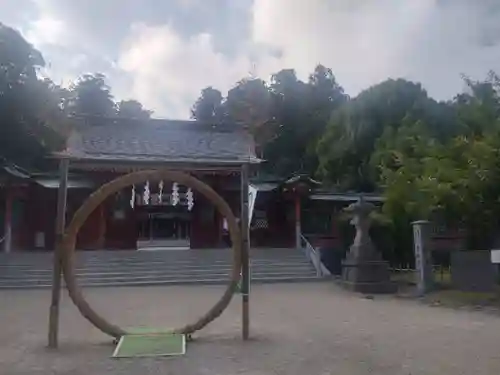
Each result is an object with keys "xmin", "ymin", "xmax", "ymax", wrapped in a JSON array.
[
  {"xmin": 341, "ymin": 197, "xmax": 396, "ymax": 294},
  {"xmin": 342, "ymin": 259, "xmax": 396, "ymax": 294}
]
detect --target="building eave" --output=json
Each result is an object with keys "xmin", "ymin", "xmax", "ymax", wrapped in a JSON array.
[{"xmin": 309, "ymin": 193, "xmax": 385, "ymax": 202}]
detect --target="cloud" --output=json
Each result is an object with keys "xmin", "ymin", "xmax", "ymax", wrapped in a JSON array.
[
  {"xmin": 251, "ymin": 0, "xmax": 500, "ymax": 100},
  {"xmin": 25, "ymin": 16, "xmax": 66, "ymax": 47},
  {"xmin": 2, "ymin": 0, "xmax": 500, "ymax": 118},
  {"xmin": 3, "ymin": 0, "xmax": 257, "ymax": 117},
  {"xmin": 118, "ymin": 23, "xmax": 257, "ymax": 118}
]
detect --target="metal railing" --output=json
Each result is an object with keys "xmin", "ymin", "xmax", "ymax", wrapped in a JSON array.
[
  {"xmin": 300, "ymin": 234, "xmax": 331, "ymax": 277},
  {"xmin": 390, "ymin": 265, "xmax": 451, "ymax": 285}
]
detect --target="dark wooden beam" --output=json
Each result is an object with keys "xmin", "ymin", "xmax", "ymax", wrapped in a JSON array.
[
  {"xmin": 67, "ymin": 161, "xmax": 248, "ymax": 174},
  {"xmin": 48, "ymin": 158, "xmax": 69, "ymax": 348},
  {"xmin": 240, "ymin": 163, "xmax": 250, "ymax": 340},
  {"xmin": 2, "ymin": 184, "xmax": 13, "ymax": 253}
]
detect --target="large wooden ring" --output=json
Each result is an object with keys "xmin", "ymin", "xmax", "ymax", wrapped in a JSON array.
[{"xmin": 61, "ymin": 169, "xmax": 242, "ymax": 338}]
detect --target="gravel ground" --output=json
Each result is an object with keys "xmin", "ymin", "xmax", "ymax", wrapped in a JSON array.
[{"xmin": 1, "ymin": 282, "xmax": 500, "ymax": 375}]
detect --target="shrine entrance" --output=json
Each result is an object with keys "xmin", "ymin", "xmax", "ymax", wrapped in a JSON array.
[
  {"xmin": 48, "ymin": 168, "xmax": 248, "ymax": 345},
  {"xmin": 47, "ymin": 117, "xmax": 253, "ymax": 348},
  {"xmin": 133, "ymin": 181, "xmax": 194, "ymax": 249},
  {"xmin": 137, "ymin": 210, "xmax": 192, "ymax": 250},
  {"xmin": 139, "ymin": 212, "xmax": 191, "ymax": 241}
]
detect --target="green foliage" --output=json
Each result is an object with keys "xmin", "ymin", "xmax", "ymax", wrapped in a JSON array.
[
  {"xmin": 0, "ymin": 23, "xmax": 65, "ymax": 168},
  {"xmin": 0, "ymin": 23, "xmax": 152, "ymax": 169},
  {"xmin": 316, "ymin": 79, "xmax": 444, "ymax": 191},
  {"xmin": 66, "ymin": 74, "xmax": 153, "ymax": 124},
  {"xmin": 190, "ymin": 86, "xmax": 223, "ymax": 122},
  {"xmin": 67, "ymin": 73, "xmax": 116, "ymax": 117},
  {"xmin": 190, "ymin": 66, "xmax": 500, "ymax": 252},
  {"xmin": 374, "ymin": 75, "xmax": 500, "ymax": 249},
  {"xmin": 191, "ymin": 65, "xmax": 346, "ymax": 178},
  {"xmin": 117, "ymin": 99, "xmax": 152, "ymax": 119}
]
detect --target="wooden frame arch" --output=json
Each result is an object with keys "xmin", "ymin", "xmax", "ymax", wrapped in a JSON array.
[{"xmin": 60, "ymin": 169, "xmax": 242, "ymax": 338}]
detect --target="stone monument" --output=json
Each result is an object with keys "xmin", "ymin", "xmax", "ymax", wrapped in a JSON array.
[
  {"xmin": 412, "ymin": 220, "xmax": 434, "ymax": 295},
  {"xmin": 341, "ymin": 197, "xmax": 396, "ymax": 293}
]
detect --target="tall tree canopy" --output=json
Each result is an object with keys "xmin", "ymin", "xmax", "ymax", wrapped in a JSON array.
[
  {"xmin": 67, "ymin": 73, "xmax": 116, "ymax": 117},
  {"xmin": 316, "ymin": 79, "xmax": 456, "ymax": 191},
  {"xmin": 371, "ymin": 74, "xmax": 500, "ymax": 249},
  {"xmin": 67, "ymin": 73, "xmax": 153, "ymax": 122},
  {"xmin": 0, "ymin": 23, "xmax": 66, "ymax": 168},
  {"xmin": 0, "ymin": 23, "xmax": 153, "ymax": 169},
  {"xmin": 191, "ymin": 65, "xmax": 346, "ymax": 177},
  {"xmin": 190, "ymin": 86, "xmax": 223, "ymax": 122},
  {"xmin": 116, "ymin": 99, "xmax": 152, "ymax": 119}
]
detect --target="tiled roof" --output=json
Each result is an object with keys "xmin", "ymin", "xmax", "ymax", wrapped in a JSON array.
[{"xmin": 60, "ymin": 118, "xmax": 260, "ymax": 165}]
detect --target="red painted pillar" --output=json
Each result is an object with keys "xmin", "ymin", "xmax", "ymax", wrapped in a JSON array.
[
  {"xmin": 97, "ymin": 203, "xmax": 106, "ymax": 249},
  {"xmin": 295, "ymin": 194, "xmax": 301, "ymax": 249},
  {"xmin": 3, "ymin": 187, "xmax": 13, "ymax": 253}
]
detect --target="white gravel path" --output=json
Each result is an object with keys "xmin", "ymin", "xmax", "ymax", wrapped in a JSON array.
[{"xmin": 1, "ymin": 282, "xmax": 500, "ymax": 374}]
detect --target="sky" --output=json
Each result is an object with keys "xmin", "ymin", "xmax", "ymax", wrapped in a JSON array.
[{"xmin": 2, "ymin": 0, "xmax": 500, "ymax": 119}]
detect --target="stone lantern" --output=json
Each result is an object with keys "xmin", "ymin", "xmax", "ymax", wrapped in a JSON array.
[{"xmin": 341, "ymin": 196, "xmax": 396, "ymax": 294}]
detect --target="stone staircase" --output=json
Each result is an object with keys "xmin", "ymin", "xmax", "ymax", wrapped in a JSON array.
[{"xmin": 0, "ymin": 248, "xmax": 321, "ymax": 289}]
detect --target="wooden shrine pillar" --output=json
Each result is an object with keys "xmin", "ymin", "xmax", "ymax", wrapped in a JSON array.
[
  {"xmin": 240, "ymin": 163, "xmax": 250, "ymax": 340},
  {"xmin": 48, "ymin": 158, "xmax": 69, "ymax": 348},
  {"xmin": 97, "ymin": 203, "xmax": 106, "ymax": 249},
  {"xmin": 3, "ymin": 186, "xmax": 13, "ymax": 253},
  {"xmin": 294, "ymin": 194, "xmax": 301, "ymax": 249}
]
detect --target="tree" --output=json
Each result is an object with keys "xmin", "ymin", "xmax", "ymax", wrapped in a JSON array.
[
  {"xmin": 304, "ymin": 65, "xmax": 347, "ymax": 174},
  {"xmin": 316, "ymin": 79, "xmax": 451, "ymax": 191},
  {"xmin": 223, "ymin": 78, "xmax": 275, "ymax": 157},
  {"xmin": 189, "ymin": 65, "xmax": 346, "ymax": 178},
  {"xmin": 376, "ymin": 75, "xmax": 500, "ymax": 250},
  {"xmin": 0, "ymin": 23, "xmax": 65, "ymax": 168},
  {"xmin": 116, "ymin": 99, "xmax": 152, "ymax": 119},
  {"xmin": 263, "ymin": 69, "xmax": 312, "ymax": 176},
  {"xmin": 190, "ymin": 86, "xmax": 223, "ymax": 122},
  {"xmin": 67, "ymin": 73, "xmax": 116, "ymax": 118}
]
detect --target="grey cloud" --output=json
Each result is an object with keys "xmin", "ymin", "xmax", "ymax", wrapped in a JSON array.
[
  {"xmin": 27, "ymin": 0, "xmax": 251, "ymax": 55},
  {"xmin": 252, "ymin": 0, "xmax": 500, "ymax": 101},
  {"xmin": 1, "ymin": 0, "xmax": 500, "ymax": 118},
  {"xmin": 1, "ymin": 0, "xmax": 38, "ymax": 27}
]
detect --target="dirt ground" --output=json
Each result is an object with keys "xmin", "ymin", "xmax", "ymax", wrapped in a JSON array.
[{"xmin": 1, "ymin": 282, "xmax": 500, "ymax": 375}]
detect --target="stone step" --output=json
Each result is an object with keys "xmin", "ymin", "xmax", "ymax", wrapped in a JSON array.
[
  {"xmin": 0, "ymin": 259, "xmax": 310, "ymax": 270},
  {"xmin": 0, "ymin": 264, "xmax": 315, "ymax": 279},
  {"xmin": 0, "ymin": 271, "xmax": 319, "ymax": 288},
  {"xmin": 0, "ymin": 248, "xmax": 321, "ymax": 289},
  {"xmin": 0, "ymin": 257, "xmax": 313, "ymax": 268},
  {"xmin": 0, "ymin": 275, "xmax": 324, "ymax": 289},
  {"xmin": 0, "ymin": 256, "xmax": 309, "ymax": 268}
]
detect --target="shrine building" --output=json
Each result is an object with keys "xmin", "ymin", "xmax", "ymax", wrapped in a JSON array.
[{"xmin": 0, "ymin": 117, "xmax": 386, "ymax": 253}]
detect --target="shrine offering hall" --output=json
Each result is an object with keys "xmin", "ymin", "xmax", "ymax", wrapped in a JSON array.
[{"xmin": 1, "ymin": 118, "xmax": 299, "ymax": 251}]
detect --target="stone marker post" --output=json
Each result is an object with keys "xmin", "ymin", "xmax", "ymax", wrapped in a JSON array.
[{"xmin": 412, "ymin": 220, "xmax": 434, "ymax": 295}]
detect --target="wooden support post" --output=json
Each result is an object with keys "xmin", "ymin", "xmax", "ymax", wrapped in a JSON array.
[
  {"xmin": 48, "ymin": 158, "xmax": 69, "ymax": 348},
  {"xmin": 3, "ymin": 186, "xmax": 13, "ymax": 253},
  {"xmin": 97, "ymin": 203, "xmax": 106, "ymax": 249},
  {"xmin": 294, "ymin": 194, "xmax": 301, "ymax": 249},
  {"xmin": 240, "ymin": 163, "xmax": 250, "ymax": 340}
]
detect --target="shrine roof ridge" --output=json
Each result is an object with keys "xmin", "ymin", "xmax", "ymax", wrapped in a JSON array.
[{"xmin": 56, "ymin": 117, "xmax": 260, "ymax": 166}]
